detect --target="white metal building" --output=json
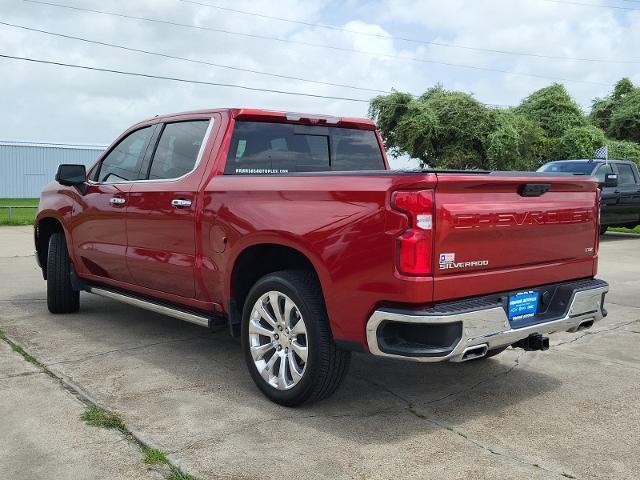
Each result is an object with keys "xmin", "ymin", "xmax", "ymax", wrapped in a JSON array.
[{"xmin": 0, "ymin": 141, "xmax": 105, "ymax": 198}]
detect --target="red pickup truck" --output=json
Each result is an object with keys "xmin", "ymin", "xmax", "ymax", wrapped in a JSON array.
[{"xmin": 35, "ymin": 108, "xmax": 609, "ymax": 405}]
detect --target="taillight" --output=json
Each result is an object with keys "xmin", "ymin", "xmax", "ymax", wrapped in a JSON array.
[{"xmin": 391, "ymin": 190, "xmax": 434, "ymax": 276}]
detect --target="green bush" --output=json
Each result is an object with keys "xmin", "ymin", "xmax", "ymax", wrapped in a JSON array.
[
  {"xmin": 514, "ymin": 84, "xmax": 587, "ymax": 137},
  {"xmin": 369, "ymin": 78, "xmax": 640, "ymax": 169},
  {"xmin": 553, "ymin": 126, "xmax": 606, "ymax": 160}
]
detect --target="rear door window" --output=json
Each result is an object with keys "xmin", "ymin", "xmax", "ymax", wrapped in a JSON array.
[
  {"xmin": 225, "ymin": 121, "xmax": 384, "ymax": 174},
  {"xmin": 616, "ymin": 163, "xmax": 638, "ymax": 185},
  {"xmin": 146, "ymin": 120, "xmax": 210, "ymax": 180}
]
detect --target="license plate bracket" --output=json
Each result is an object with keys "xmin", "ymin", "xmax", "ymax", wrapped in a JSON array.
[{"xmin": 508, "ymin": 291, "xmax": 539, "ymax": 321}]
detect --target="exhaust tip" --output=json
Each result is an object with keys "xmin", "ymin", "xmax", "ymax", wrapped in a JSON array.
[
  {"xmin": 578, "ymin": 319, "xmax": 594, "ymax": 331},
  {"xmin": 461, "ymin": 344, "xmax": 488, "ymax": 361}
]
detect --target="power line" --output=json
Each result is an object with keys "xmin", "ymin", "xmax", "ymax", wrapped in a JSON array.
[
  {"xmin": 22, "ymin": 0, "xmax": 611, "ymax": 87},
  {"xmin": 0, "ymin": 20, "xmax": 390, "ymax": 94},
  {"xmin": 0, "ymin": 22, "xmax": 511, "ymax": 107},
  {"xmin": 539, "ymin": 0, "xmax": 640, "ymax": 10},
  {"xmin": 179, "ymin": 0, "xmax": 640, "ymax": 64},
  {"xmin": 0, "ymin": 52, "xmax": 512, "ymax": 108},
  {"xmin": 0, "ymin": 53, "xmax": 372, "ymax": 102}
]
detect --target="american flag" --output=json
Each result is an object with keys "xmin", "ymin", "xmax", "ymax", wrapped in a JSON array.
[{"xmin": 594, "ymin": 145, "xmax": 608, "ymax": 160}]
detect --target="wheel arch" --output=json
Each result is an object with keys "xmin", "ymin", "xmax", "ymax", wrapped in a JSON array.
[
  {"xmin": 227, "ymin": 241, "xmax": 332, "ymax": 333},
  {"xmin": 35, "ymin": 215, "xmax": 67, "ymax": 279}
]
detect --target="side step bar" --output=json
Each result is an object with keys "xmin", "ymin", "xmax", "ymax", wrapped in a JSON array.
[{"xmin": 87, "ymin": 286, "xmax": 211, "ymax": 328}]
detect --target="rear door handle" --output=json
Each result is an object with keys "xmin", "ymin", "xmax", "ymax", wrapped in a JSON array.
[
  {"xmin": 171, "ymin": 199, "xmax": 192, "ymax": 208},
  {"xmin": 109, "ymin": 197, "xmax": 126, "ymax": 206}
]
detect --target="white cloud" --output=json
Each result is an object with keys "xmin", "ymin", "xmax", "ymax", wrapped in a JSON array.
[{"xmin": 0, "ymin": 0, "xmax": 638, "ymax": 143}]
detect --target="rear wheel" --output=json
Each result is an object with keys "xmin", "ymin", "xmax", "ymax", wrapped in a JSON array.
[
  {"xmin": 241, "ymin": 270, "xmax": 350, "ymax": 406},
  {"xmin": 600, "ymin": 225, "xmax": 608, "ymax": 235},
  {"xmin": 46, "ymin": 232, "xmax": 80, "ymax": 314}
]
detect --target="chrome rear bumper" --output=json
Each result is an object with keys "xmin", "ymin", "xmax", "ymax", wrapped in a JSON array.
[{"xmin": 366, "ymin": 279, "xmax": 608, "ymax": 362}]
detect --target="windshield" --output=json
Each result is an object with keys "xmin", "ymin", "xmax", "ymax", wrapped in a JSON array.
[{"xmin": 537, "ymin": 161, "xmax": 597, "ymax": 175}]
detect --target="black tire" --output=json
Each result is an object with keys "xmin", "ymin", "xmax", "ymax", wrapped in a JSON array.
[
  {"xmin": 241, "ymin": 270, "xmax": 351, "ymax": 406},
  {"xmin": 47, "ymin": 232, "xmax": 80, "ymax": 314},
  {"xmin": 600, "ymin": 225, "xmax": 608, "ymax": 235}
]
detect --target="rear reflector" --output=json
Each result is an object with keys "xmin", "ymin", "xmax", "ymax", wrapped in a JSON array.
[{"xmin": 391, "ymin": 190, "xmax": 434, "ymax": 276}]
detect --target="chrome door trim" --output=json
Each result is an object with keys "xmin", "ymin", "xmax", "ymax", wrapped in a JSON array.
[{"xmin": 171, "ymin": 199, "xmax": 192, "ymax": 208}]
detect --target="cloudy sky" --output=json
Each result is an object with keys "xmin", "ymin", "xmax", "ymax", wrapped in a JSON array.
[{"xmin": 1, "ymin": 0, "xmax": 640, "ymax": 150}]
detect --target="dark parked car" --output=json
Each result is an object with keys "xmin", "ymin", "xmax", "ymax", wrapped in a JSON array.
[{"xmin": 538, "ymin": 159, "xmax": 640, "ymax": 234}]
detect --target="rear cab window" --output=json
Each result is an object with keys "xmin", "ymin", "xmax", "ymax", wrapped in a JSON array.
[{"xmin": 224, "ymin": 121, "xmax": 384, "ymax": 174}]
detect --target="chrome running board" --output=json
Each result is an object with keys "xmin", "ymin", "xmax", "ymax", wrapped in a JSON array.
[{"xmin": 88, "ymin": 286, "xmax": 210, "ymax": 328}]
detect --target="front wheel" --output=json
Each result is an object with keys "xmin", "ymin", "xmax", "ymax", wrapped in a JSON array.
[
  {"xmin": 241, "ymin": 271, "xmax": 350, "ymax": 406},
  {"xmin": 46, "ymin": 232, "xmax": 80, "ymax": 314}
]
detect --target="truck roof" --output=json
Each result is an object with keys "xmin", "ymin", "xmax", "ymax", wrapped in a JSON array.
[{"xmin": 139, "ymin": 108, "xmax": 376, "ymax": 130}]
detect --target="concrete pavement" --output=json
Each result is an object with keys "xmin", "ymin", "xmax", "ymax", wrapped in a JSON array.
[
  {"xmin": 1, "ymin": 225, "xmax": 639, "ymax": 479},
  {"xmin": 0, "ymin": 333, "xmax": 161, "ymax": 480}
]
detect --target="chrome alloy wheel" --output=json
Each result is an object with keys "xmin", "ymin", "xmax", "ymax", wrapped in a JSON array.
[{"xmin": 248, "ymin": 291, "xmax": 309, "ymax": 390}]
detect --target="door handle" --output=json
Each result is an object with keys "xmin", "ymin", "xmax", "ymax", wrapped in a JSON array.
[
  {"xmin": 171, "ymin": 199, "xmax": 192, "ymax": 208},
  {"xmin": 109, "ymin": 197, "xmax": 126, "ymax": 206}
]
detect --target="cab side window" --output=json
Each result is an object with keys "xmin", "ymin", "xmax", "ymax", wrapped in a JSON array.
[
  {"xmin": 95, "ymin": 126, "xmax": 154, "ymax": 183},
  {"xmin": 616, "ymin": 163, "xmax": 638, "ymax": 185},
  {"xmin": 594, "ymin": 163, "xmax": 614, "ymax": 183},
  {"xmin": 147, "ymin": 121, "xmax": 210, "ymax": 180}
]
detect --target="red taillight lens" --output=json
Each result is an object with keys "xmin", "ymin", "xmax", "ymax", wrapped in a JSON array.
[{"xmin": 391, "ymin": 190, "xmax": 434, "ymax": 276}]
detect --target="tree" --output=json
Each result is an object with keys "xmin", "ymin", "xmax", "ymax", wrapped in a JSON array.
[
  {"xmin": 552, "ymin": 125, "xmax": 606, "ymax": 159},
  {"xmin": 608, "ymin": 90, "xmax": 640, "ymax": 143},
  {"xmin": 514, "ymin": 84, "xmax": 587, "ymax": 137},
  {"xmin": 485, "ymin": 112, "xmax": 549, "ymax": 170},
  {"xmin": 368, "ymin": 90, "xmax": 414, "ymax": 158},
  {"xmin": 370, "ymin": 86, "xmax": 498, "ymax": 169},
  {"xmin": 368, "ymin": 79, "xmax": 640, "ymax": 171},
  {"xmin": 608, "ymin": 139, "xmax": 640, "ymax": 163},
  {"xmin": 590, "ymin": 78, "xmax": 640, "ymax": 142}
]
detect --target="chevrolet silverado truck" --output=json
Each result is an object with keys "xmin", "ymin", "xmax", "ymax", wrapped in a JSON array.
[{"xmin": 35, "ymin": 108, "xmax": 609, "ymax": 406}]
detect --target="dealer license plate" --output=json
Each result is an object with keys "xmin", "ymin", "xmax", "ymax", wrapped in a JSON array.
[{"xmin": 508, "ymin": 291, "xmax": 539, "ymax": 320}]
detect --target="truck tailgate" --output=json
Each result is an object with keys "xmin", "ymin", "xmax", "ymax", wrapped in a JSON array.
[{"xmin": 432, "ymin": 173, "xmax": 599, "ymax": 301}]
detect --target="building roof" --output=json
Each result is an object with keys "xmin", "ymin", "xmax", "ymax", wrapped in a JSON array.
[{"xmin": 0, "ymin": 140, "xmax": 107, "ymax": 150}]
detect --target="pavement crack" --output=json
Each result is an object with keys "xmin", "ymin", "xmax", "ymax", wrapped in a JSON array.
[
  {"xmin": 0, "ymin": 371, "xmax": 43, "ymax": 380},
  {"xmin": 555, "ymin": 319, "xmax": 640, "ymax": 347},
  {"xmin": 604, "ymin": 300, "xmax": 640, "ymax": 309},
  {"xmin": 352, "ymin": 365, "xmax": 573, "ymax": 478},
  {"xmin": 45, "ymin": 335, "xmax": 210, "ymax": 366},
  {"xmin": 424, "ymin": 353, "xmax": 524, "ymax": 406}
]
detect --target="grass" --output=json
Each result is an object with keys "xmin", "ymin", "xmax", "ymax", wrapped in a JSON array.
[
  {"xmin": 144, "ymin": 448, "xmax": 169, "ymax": 465},
  {"xmin": 0, "ymin": 328, "xmax": 42, "ymax": 366},
  {"xmin": 81, "ymin": 405, "xmax": 127, "ymax": 432},
  {"xmin": 610, "ymin": 225, "xmax": 640, "ymax": 234},
  {"xmin": 10, "ymin": 343, "xmax": 40, "ymax": 365},
  {"xmin": 0, "ymin": 198, "xmax": 39, "ymax": 225}
]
